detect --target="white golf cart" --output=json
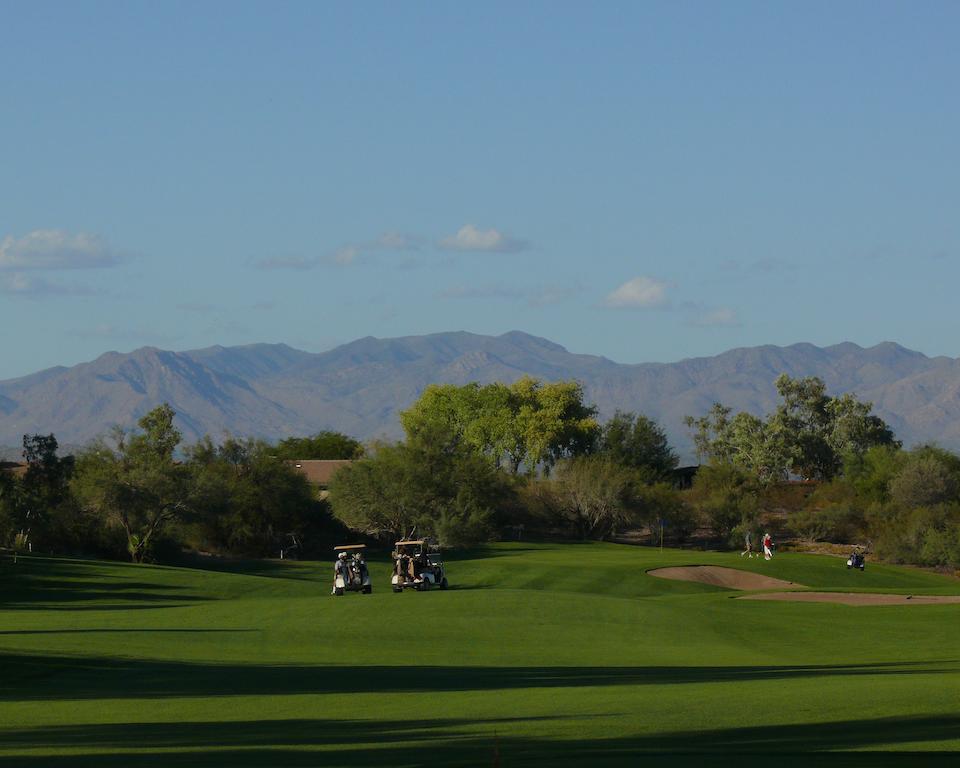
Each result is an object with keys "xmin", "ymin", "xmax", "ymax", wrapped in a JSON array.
[
  {"xmin": 332, "ymin": 544, "xmax": 372, "ymax": 595},
  {"xmin": 391, "ymin": 539, "xmax": 448, "ymax": 592}
]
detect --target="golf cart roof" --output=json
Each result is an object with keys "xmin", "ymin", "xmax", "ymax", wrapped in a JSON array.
[
  {"xmin": 334, "ymin": 544, "xmax": 366, "ymax": 551},
  {"xmin": 395, "ymin": 540, "xmax": 426, "ymax": 546}
]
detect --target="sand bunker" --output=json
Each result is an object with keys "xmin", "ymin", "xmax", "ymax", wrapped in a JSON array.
[
  {"xmin": 649, "ymin": 566, "xmax": 800, "ymax": 591},
  {"xmin": 740, "ymin": 592, "xmax": 960, "ymax": 606}
]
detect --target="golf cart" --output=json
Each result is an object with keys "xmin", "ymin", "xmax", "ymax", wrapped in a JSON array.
[
  {"xmin": 332, "ymin": 544, "xmax": 372, "ymax": 595},
  {"xmin": 847, "ymin": 546, "xmax": 866, "ymax": 571},
  {"xmin": 391, "ymin": 539, "xmax": 448, "ymax": 592}
]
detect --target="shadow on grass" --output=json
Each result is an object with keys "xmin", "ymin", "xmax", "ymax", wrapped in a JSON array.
[
  {"xmin": 0, "ymin": 629, "xmax": 256, "ymax": 636},
  {"xmin": 0, "ymin": 714, "xmax": 958, "ymax": 766},
  {"xmin": 0, "ymin": 557, "xmax": 206, "ymax": 610},
  {"xmin": 1, "ymin": 653, "xmax": 955, "ymax": 702},
  {"xmin": 0, "ymin": 560, "xmax": 209, "ymax": 611},
  {"xmin": 166, "ymin": 553, "xmax": 326, "ymax": 582}
]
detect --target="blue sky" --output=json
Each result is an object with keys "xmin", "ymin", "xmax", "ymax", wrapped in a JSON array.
[{"xmin": 2, "ymin": 1, "xmax": 958, "ymax": 379}]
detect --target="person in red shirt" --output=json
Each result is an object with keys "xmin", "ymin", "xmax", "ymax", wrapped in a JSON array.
[{"xmin": 762, "ymin": 532, "xmax": 774, "ymax": 560}]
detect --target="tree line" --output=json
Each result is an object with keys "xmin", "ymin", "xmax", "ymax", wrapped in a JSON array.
[
  {"xmin": 3, "ymin": 373, "xmax": 959, "ymax": 569},
  {"xmin": 0, "ymin": 406, "xmax": 359, "ymax": 563}
]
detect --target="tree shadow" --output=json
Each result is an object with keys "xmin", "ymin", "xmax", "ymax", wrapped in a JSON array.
[
  {"xmin": 0, "ymin": 714, "xmax": 958, "ymax": 767},
  {"xmin": 166, "ymin": 553, "xmax": 325, "ymax": 582},
  {"xmin": 0, "ymin": 558, "xmax": 205, "ymax": 610},
  {"xmin": 0, "ymin": 629, "xmax": 256, "ymax": 636},
  {"xmin": 0, "ymin": 654, "xmax": 954, "ymax": 702}
]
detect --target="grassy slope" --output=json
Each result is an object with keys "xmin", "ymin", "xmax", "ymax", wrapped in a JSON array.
[{"xmin": 1, "ymin": 543, "xmax": 959, "ymax": 767}]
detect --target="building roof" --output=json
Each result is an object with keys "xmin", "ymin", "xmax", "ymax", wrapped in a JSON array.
[{"xmin": 288, "ymin": 459, "xmax": 352, "ymax": 486}]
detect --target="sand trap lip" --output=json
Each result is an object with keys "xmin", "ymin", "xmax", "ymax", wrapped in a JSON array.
[
  {"xmin": 649, "ymin": 566, "xmax": 800, "ymax": 591},
  {"xmin": 739, "ymin": 592, "xmax": 960, "ymax": 606}
]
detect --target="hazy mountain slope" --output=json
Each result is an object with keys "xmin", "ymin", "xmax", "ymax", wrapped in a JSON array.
[
  {"xmin": 0, "ymin": 347, "xmax": 300, "ymax": 444},
  {"xmin": 1, "ymin": 332, "xmax": 958, "ymax": 456}
]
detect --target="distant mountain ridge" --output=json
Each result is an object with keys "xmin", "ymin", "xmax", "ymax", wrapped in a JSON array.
[{"xmin": 3, "ymin": 332, "xmax": 960, "ymax": 460}]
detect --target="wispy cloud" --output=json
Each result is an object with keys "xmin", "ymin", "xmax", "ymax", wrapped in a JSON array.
[
  {"xmin": 332, "ymin": 246, "xmax": 359, "ymax": 265},
  {"xmin": 255, "ymin": 255, "xmax": 319, "ymax": 271},
  {"xmin": 602, "ymin": 276, "xmax": 669, "ymax": 309},
  {"xmin": 375, "ymin": 231, "xmax": 422, "ymax": 251},
  {"xmin": 719, "ymin": 258, "xmax": 796, "ymax": 274},
  {"xmin": 67, "ymin": 324, "xmax": 180, "ymax": 345},
  {"xmin": 176, "ymin": 302, "xmax": 217, "ymax": 313},
  {"xmin": 689, "ymin": 306, "xmax": 740, "ymax": 327},
  {"xmin": 438, "ymin": 224, "xmax": 529, "ymax": 253},
  {"xmin": 438, "ymin": 281, "xmax": 578, "ymax": 307},
  {"xmin": 1, "ymin": 273, "xmax": 97, "ymax": 297},
  {"xmin": 0, "ymin": 230, "xmax": 123, "ymax": 271},
  {"xmin": 255, "ymin": 230, "xmax": 422, "ymax": 270},
  {"xmin": 438, "ymin": 283, "xmax": 524, "ymax": 300}
]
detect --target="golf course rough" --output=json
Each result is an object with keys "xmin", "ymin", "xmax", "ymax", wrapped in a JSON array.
[{"xmin": 2, "ymin": 543, "xmax": 960, "ymax": 767}]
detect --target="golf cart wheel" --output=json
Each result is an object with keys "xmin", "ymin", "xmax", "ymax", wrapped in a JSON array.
[
  {"xmin": 392, "ymin": 586, "xmax": 402, "ymax": 593},
  {"xmin": 440, "ymin": 578, "xmax": 448, "ymax": 590},
  {"xmin": 362, "ymin": 585, "xmax": 372, "ymax": 594},
  {"xmin": 334, "ymin": 587, "xmax": 344, "ymax": 596}
]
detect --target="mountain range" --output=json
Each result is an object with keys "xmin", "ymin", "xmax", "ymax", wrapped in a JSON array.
[{"xmin": 3, "ymin": 331, "xmax": 960, "ymax": 461}]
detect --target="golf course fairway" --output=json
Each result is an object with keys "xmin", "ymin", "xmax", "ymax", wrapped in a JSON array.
[{"xmin": 2, "ymin": 542, "xmax": 959, "ymax": 766}]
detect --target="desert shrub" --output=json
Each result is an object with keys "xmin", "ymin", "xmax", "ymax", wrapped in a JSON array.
[
  {"xmin": 869, "ymin": 503, "xmax": 960, "ymax": 568},
  {"xmin": 687, "ymin": 463, "xmax": 759, "ymax": 542},
  {"xmin": 888, "ymin": 451, "xmax": 960, "ymax": 509},
  {"xmin": 792, "ymin": 504, "xmax": 866, "ymax": 543},
  {"xmin": 637, "ymin": 482, "xmax": 697, "ymax": 543}
]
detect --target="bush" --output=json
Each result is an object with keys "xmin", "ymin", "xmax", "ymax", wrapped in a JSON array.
[
  {"xmin": 637, "ymin": 483, "xmax": 697, "ymax": 543},
  {"xmin": 792, "ymin": 505, "xmax": 865, "ymax": 543},
  {"xmin": 687, "ymin": 463, "xmax": 759, "ymax": 542},
  {"xmin": 869, "ymin": 503, "xmax": 960, "ymax": 568}
]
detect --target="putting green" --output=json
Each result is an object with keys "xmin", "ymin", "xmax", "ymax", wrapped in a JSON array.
[{"xmin": 1, "ymin": 543, "xmax": 959, "ymax": 766}]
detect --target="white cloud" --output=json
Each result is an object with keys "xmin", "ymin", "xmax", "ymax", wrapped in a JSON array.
[
  {"xmin": 438, "ymin": 224, "xmax": 529, "ymax": 253},
  {"xmin": 0, "ymin": 230, "xmax": 122, "ymax": 270},
  {"xmin": 602, "ymin": 276, "xmax": 669, "ymax": 308},
  {"xmin": 692, "ymin": 307, "xmax": 740, "ymax": 327}
]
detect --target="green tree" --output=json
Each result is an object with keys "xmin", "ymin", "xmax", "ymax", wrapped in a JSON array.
[
  {"xmin": 687, "ymin": 463, "xmax": 759, "ymax": 542},
  {"xmin": 0, "ymin": 469, "xmax": 14, "ymax": 546},
  {"xmin": 548, "ymin": 455, "xmax": 640, "ymax": 540},
  {"xmin": 842, "ymin": 444, "xmax": 905, "ymax": 505},
  {"xmin": 887, "ymin": 447, "xmax": 960, "ymax": 510},
  {"xmin": 598, "ymin": 411, "xmax": 678, "ymax": 481},
  {"xmin": 684, "ymin": 403, "xmax": 733, "ymax": 465},
  {"xmin": 187, "ymin": 436, "xmax": 328, "ymax": 557},
  {"xmin": 273, "ymin": 431, "xmax": 364, "ymax": 460},
  {"xmin": 72, "ymin": 404, "xmax": 191, "ymax": 563},
  {"xmin": 11, "ymin": 434, "xmax": 76, "ymax": 550},
  {"xmin": 725, "ymin": 412, "xmax": 792, "ymax": 482},
  {"xmin": 401, "ymin": 377, "xmax": 598, "ymax": 474},
  {"xmin": 329, "ymin": 425, "xmax": 508, "ymax": 546},
  {"xmin": 686, "ymin": 376, "xmax": 898, "ymax": 481}
]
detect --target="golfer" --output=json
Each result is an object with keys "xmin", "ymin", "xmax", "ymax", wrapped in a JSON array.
[
  {"xmin": 741, "ymin": 530, "xmax": 754, "ymax": 558},
  {"xmin": 762, "ymin": 532, "xmax": 774, "ymax": 560}
]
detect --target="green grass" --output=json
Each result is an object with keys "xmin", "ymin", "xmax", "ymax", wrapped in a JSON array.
[{"xmin": 1, "ymin": 543, "xmax": 959, "ymax": 766}]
